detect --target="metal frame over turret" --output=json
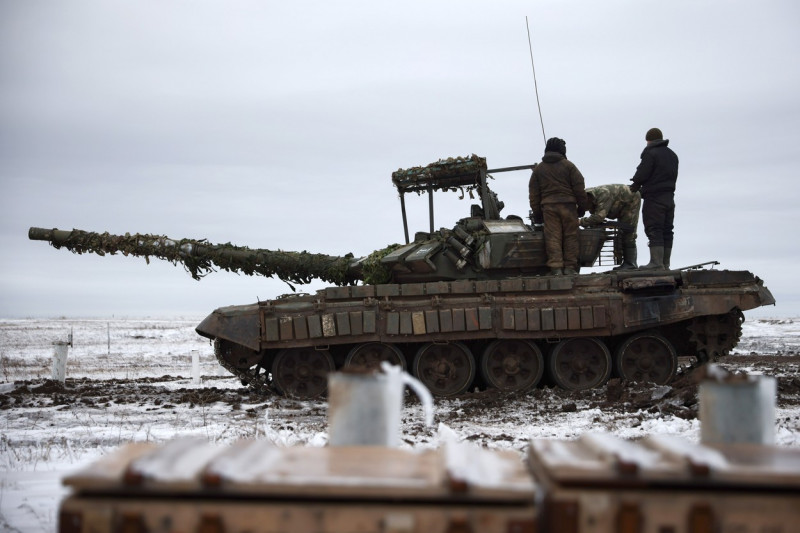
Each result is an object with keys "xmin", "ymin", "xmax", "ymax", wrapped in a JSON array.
[{"xmin": 392, "ymin": 155, "xmax": 524, "ymax": 242}]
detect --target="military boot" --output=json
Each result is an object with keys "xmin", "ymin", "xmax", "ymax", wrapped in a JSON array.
[
  {"xmin": 548, "ymin": 268, "xmax": 563, "ymax": 276},
  {"xmin": 639, "ymin": 246, "xmax": 664, "ymax": 270},
  {"xmin": 663, "ymin": 247, "xmax": 672, "ymax": 270},
  {"xmin": 613, "ymin": 244, "xmax": 638, "ymax": 270},
  {"xmin": 563, "ymin": 267, "xmax": 578, "ymax": 275}
]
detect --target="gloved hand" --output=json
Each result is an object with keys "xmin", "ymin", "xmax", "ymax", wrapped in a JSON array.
[
  {"xmin": 629, "ymin": 183, "xmax": 640, "ymax": 193},
  {"xmin": 579, "ymin": 217, "xmax": 589, "ymax": 227}
]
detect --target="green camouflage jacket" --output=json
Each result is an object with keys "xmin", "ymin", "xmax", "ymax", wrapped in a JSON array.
[{"xmin": 579, "ymin": 184, "xmax": 641, "ymax": 228}]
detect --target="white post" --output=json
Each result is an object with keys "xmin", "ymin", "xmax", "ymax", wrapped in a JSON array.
[
  {"xmin": 52, "ymin": 340, "xmax": 70, "ymax": 384},
  {"xmin": 107, "ymin": 322, "xmax": 111, "ymax": 356},
  {"xmin": 191, "ymin": 350, "xmax": 201, "ymax": 385}
]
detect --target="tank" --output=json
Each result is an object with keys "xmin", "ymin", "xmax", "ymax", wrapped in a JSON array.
[{"xmin": 29, "ymin": 155, "xmax": 775, "ymax": 399}]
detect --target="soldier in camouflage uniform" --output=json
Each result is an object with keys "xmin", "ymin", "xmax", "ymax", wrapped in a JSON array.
[
  {"xmin": 529, "ymin": 137, "xmax": 589, "ymax": 276},
  {"xmin": 580, "ymin": 184, "xmax": 641, "ymax": 270}
]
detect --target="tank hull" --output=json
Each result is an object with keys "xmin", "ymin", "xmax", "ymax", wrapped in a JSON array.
[{"xmin": 197, "ymin": 268, "xmax": 775, "ymax": 398}]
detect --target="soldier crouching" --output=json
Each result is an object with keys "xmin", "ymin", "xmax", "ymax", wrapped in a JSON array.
[{"xmin": 580, "ymin": 184, "xmax": 641, "ymax": 270}]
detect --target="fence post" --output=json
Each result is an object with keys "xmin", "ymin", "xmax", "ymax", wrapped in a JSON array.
[
  {"xmin": 191, "ymin": 349, "xmax": 201, "ymax": 385},
  {"xmin": 52, "ymin": 329, "xmax": 73, "ymax": 384}
]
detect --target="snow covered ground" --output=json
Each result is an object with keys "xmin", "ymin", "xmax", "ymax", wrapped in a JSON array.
[{"xmin": 1, "ymin": 316, "xmax": 798, "ymax": 532}]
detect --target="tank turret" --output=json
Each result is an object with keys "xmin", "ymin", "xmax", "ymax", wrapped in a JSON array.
[
  {"xmin": 29, "ymin": 155, "xmax": 775, "ymax": 400},
  {"xmin": 26, "ymin": 221, "xmax": 607, "ymax": 287}
]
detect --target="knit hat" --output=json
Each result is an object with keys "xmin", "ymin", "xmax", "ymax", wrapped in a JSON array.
[
  {"xmin": 544, "ymin": 137, "xmax": 566, "ymax": 156},
  {"xmin": 645, "ymin": 128, "xmax": 663, "ymax": 141}
]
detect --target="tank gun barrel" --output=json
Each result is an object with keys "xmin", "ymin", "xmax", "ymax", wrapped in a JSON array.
[{"xmin": 28, "ymin": 227, "xmax": 361, "ymax": 287}]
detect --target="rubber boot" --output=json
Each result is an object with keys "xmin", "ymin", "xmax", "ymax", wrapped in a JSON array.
[
  {"xmin": 663, "ymin": 247, "xmax": 672, "ymax": 270},
  {"xmin": 639, "ymin": 246, "xmax": 664, "ymax": 270},
  {"xmin": 613, "ymin": 244, "xmax": 638, "ymax": 270}
]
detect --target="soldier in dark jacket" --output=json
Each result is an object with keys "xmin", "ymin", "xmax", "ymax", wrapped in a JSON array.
[
  {"xmin": 529, "ymin": 137, "xmax": 589, "ymax": 276},
  {"xmin": 580, "ymin": 184, "xmax": 641, "ymax": 270},
  {"xmin": 629, "ymin": 128, "xmax": 679, "ymax": 269}
]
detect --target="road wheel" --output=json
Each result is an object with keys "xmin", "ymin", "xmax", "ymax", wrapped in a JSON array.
[
  {"xmin": 548, "ymin": 337, "xmax": 611, "ymax": 391},
  {"xmin": 480, "ymin": 339, "xmax": 544, "ymax": 392},
  {"xmin": 271, "ymin": 347, "xmax": 334, "ymax": 399},
  {"xmin": 412, "ymin": 342, "xmax": 475, "ymax": 397},
  {"xmin": 344, "ymin": 342, "xmax": 406, "ymax": 371},
  {"xmin": 615, "ymin": 332, "xmax": 677, "ymax": 384}
]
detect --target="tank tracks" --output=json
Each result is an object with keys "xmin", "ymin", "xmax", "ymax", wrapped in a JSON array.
[
  {"xmin": 211, "ymin": 310, "xmax": 745, "ymax": 397},
  {"xmin": 687, "ymin": 310, "xmax": 744, "ymax": 365},
  {"xmin": 213, "ymin": 339, "xmax": 274, "ymax": 395}
]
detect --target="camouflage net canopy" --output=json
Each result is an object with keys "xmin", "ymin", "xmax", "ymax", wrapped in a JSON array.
[
  {"xmin": 33, "ymin": 228, "xmax": 364, "ymax": 288},
  {"xmin": 391, "ymin": 154, "xmax": 488, "ymax": 195}
]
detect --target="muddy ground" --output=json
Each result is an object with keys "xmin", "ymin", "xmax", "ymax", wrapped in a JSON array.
[
  {"xmin": 3, "ymin": 353, "xmax": 798, "ymax": 450},
  {"xmin": 4, "ymin": 354, "xmax": 799, "ymax": 411}
]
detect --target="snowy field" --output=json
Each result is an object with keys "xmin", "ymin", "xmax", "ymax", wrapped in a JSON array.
[{"xmin": 1, "ymin": 316, "xmax": 799, "ymax": 532}]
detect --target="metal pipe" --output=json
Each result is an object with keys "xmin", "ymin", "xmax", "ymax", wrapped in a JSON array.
[
  {"xmin": 427, "ymin": 186, "xmax": 434, "ymax": 234},
  {"xmin": 485, "ymin": 164, "xmax": 536, "ymax": 173},
  {"xmin": 399, "ymin": 193, "xmax": 410, "ymax": 244}
]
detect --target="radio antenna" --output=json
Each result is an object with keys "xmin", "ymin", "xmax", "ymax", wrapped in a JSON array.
[{"xmin": 526, "ymin": 16, "xmax": 547, "ymax": 145}]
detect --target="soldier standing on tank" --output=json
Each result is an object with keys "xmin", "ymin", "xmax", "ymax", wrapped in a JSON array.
[
  {"xmin": 529, "ymin": 137, "xmax": 590, "ymax": 276},
  {"xmin": 580, "ymin": 184, "xmax": 641, "ymax": 270},
  {"xmin": 629, "ymin": 127, "xmax": 679, "ymax": 270}
]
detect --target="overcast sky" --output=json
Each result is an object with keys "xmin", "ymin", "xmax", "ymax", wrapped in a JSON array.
[{"xmin": 1, "ymin": 0, "xmax": 798, "ymax": 319}]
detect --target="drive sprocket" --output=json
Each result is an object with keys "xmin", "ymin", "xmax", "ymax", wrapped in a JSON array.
[{"xmin": 687, "ymin": 310, "xmax": 744, "ymax": 365}]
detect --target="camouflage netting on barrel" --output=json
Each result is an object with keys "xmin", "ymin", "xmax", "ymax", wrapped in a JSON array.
[
  {"xmin": 42, "ymin": 229, "xmax": 358, "ymax": 287},
  {"xmin": 359, "ymin": 243, "xmax": 402, "ymax": 285}
]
